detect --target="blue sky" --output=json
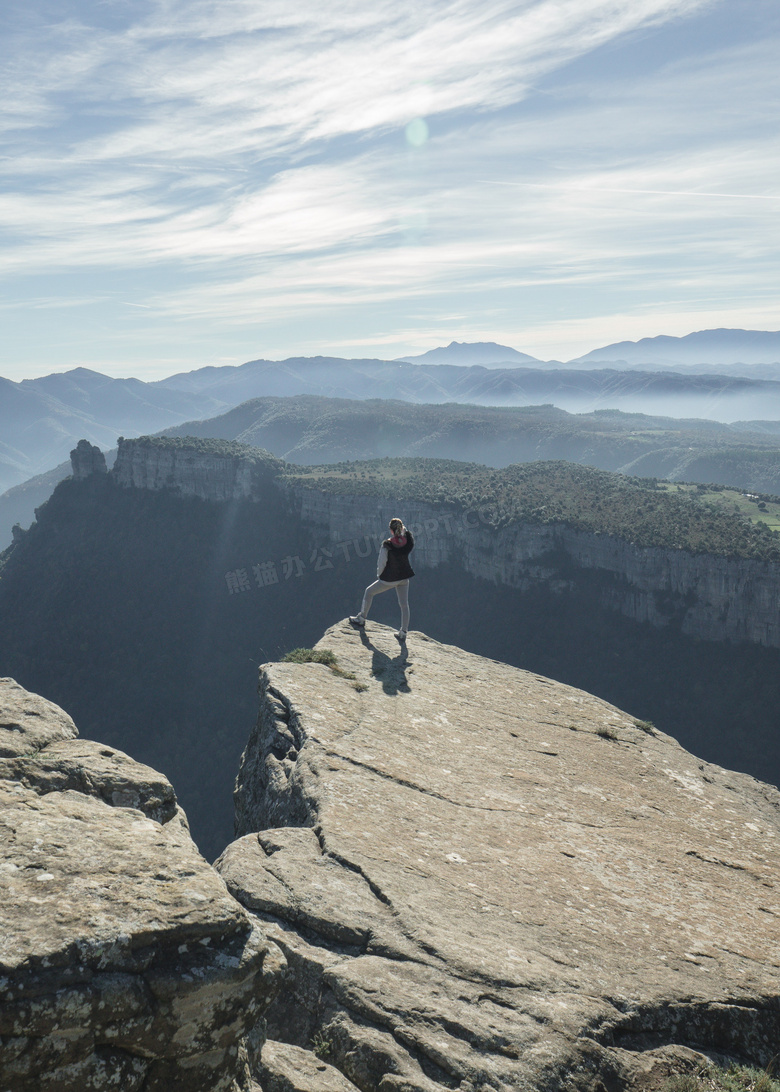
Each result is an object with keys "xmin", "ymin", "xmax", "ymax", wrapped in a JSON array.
[{"xmin": 1, "ymin": 0, "xmax": 778, "ymax": 379}]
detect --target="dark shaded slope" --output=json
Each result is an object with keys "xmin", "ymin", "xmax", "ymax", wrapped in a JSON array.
[{"xmin": 0, "ymin": 473, "xmax": 356, "ymax": 859}]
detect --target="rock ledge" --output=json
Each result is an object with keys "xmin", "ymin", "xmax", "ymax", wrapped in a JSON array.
[
  {"xmin": 0, "ymin": 678, "xmax": 283, "ymax": 1092},
  {"xmin": 219, "ymin": 622, "xmax": 780, "ymax": 1092}
]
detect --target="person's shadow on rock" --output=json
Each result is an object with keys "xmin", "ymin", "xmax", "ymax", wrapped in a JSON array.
[{"xmin": 361, "ymin": 636, "xmax": 411, "ymax": 695}]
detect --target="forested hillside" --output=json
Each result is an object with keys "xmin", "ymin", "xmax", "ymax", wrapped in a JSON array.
[
  {"xmin": 165, "ymin": 395, "xmax": 780, "ymax": 493},
  {"xmin": 287, "ymin": 458, "xmax": 780, "ymax": 559}
]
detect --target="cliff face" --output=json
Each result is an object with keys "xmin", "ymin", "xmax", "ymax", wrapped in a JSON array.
[
  {"xmin": 219, "ymin": 621, "xmax": 780, "ymax": 1092},
  {"xmin": 70, "ymin": 439, "xmax": 107, "ymax": 481},
  {"xmin": 112, "ymin": 437, "xmax": 278, "ymax": 502},
  {"xmin": 0, "ymin": 677, "xmax": 284, "ymax": 1092},
  {"xmin": 102, "ymin": 440, "xmax": 780, "ymax": 648},
  {"xmin": 282, "ymin": 484, "xmax": 780, "ymax": 648}
]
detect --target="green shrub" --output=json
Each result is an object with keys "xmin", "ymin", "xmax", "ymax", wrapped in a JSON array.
[
  {"xmin": 283, "ymin": 647, "xmax": 338, "ymax": 666},
  {"xmin": 311, "ymin": 1031, "xmax": 332, "ymax": 1059},
  {"xmin": 663, "ymin": 1063, "xmax": 780, "ymax": 1092},
  {"xmin": 282, "ymin": 647, "xmax": 357, "ymax": 681}
]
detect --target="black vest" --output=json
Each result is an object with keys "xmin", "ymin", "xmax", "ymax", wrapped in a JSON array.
[{"xmin": 380, "ymin": 531, "xmax": 415, "ymax": 582}]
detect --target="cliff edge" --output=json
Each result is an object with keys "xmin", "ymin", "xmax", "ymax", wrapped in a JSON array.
[
  {"xmin": 218, "ymin": 622, "xmax": 780, "ymax": 1092},
  {"xmin": 0, "ymin": 678, "xmax": 284, "ymax": 1092}
]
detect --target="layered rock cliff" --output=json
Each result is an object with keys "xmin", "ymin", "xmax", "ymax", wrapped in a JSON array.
[
  {"xmin": 218, "ymin": 621, "xmax": 780, "ymax": 1092},
  {"xmin": 105, "ymin": 438, "xmax": 780, "ymax": 649},
  {"xmin": 0, "ymin": 678, "xmax": 284, "ymax": 1092},
  {"xmin": 112, "ymin": 436, "xmax": 280, "ymax": 501},
  {"xmin": 281, "ymin": 484, "xmax": 780, "ymax": 648}
]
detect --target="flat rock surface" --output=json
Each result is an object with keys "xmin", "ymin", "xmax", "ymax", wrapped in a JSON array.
[
  {"xmin": 0, "ymin": 778, "xmax": 245, "ymax": 970},
  {"xmin": 261, "ymin": 1041, "xmax": 360, "ymax": 1092},
  {"xmin": 0, "ymin": 677, "xmax": 282, "ymax": 1092},
  {"xmin": 0, "ymin": 676, "xmax": 78, "ymax": 757},
  {"xmin": 221, "ymin": 622, "xmax": 780, "ymax": 1092},
  {"xmin": 0, "ymin": 738, "xmax": 178, "ymax": 822}
]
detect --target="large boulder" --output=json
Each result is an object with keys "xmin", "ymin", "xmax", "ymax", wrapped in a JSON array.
[
  {"xmin": 0, "ymin": 678, "xmax": 284, "ymax": 1091},
  {"xmin": 218, "ymin": 623, "xmax": 780, "ymax": 1092}
]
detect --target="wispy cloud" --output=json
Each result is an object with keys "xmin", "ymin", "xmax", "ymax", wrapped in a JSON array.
[
  {"xmin": 2, "ymin": 0, "xmax": 779, "ymax": 374},
  {"xmin": 483, "ymin": 181, "xmax": 780, "ymax": 200},
  {"xmin": 3, "ymin": 0, "xmax": 713, "ymax": 154}
]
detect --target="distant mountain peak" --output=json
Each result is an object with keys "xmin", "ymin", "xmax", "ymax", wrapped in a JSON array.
[
  {"xmin": 19, "ymin": 365, "xmax": 108, "ymax": 386},
  {"xmin": 398, "ymin": 341, "xmax": 542, "ymax": 366}
]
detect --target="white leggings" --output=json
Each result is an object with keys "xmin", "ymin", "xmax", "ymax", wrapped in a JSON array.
[{"xmin": 360, "ymin": 579, "xmax": 410, "ymax": 631}]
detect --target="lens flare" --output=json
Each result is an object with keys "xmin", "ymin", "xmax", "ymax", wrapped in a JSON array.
[{"xmin": 404, "ymin": 118, "xmax": 429, "ymax": 147}]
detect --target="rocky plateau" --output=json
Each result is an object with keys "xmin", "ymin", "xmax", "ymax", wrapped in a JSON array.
[
  {"xmin": 218, "ymin": 621, "xmax": 780, "ymax": 1092},
  {"xmin": 3, "ymin": 616, "xmax": 780, "ymax": 1092}
]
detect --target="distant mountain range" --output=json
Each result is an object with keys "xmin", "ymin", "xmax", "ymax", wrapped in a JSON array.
[
  {"xmin": 2, "ymin": 346, "xmax": 774, "ymax": 494},
  {"xmin": 157, "ymin": 393, "xmax": 780, "ymax": 478},
  {"xmin": 574, "ymin": 328, "xmax": 780, "ymax": 368},
  {"xmin": 396, "ymin": 330, "xmax": 780, "ymax": 370},
  {"xmin": 154, "ymin": 359, "xmax": 780, "ymax": 432},
  {"xmin": 7, "ymin": 392, "xmax": 780, "ymax": 551},
  {"xmin": 0, "ymin": 368, "xmax": 228, "ymax": 493},
  {"xmin": 154, "ymin": 356, "xmax": 780, "ymax": 420},
  {"xmin": 396, "ymin": 329, "xmax": 780, "ymax": 373},
  {"xmin": 4, "ymin": 359, "xmax": 780, "ymax": 492},
  {"xmin": 3, "ymin": 327, "xmax": 780, "ymax": 523}
]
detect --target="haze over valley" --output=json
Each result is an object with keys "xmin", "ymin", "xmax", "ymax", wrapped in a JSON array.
[{"xmin": 5, "ymin": 329, "xmax": 780, "ymax": 554}]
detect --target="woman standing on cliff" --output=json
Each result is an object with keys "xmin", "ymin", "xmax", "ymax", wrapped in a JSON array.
[{"xmin": 350, "ymin": 518, "xmax": 415, "ymax": 641}]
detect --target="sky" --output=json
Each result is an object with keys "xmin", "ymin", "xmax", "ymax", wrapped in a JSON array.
[{"xmin": 1, "ymin": 0, "xmax": 779, "ymax": 380}]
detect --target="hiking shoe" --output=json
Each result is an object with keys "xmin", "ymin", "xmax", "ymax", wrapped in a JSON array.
[
  {"xmin": 394, "ymin": 629, "xmax": 407, "ymax": 641},
  {"xmin": 349, "ymin": 615, "xmax": 365, "ymax": 628}
]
